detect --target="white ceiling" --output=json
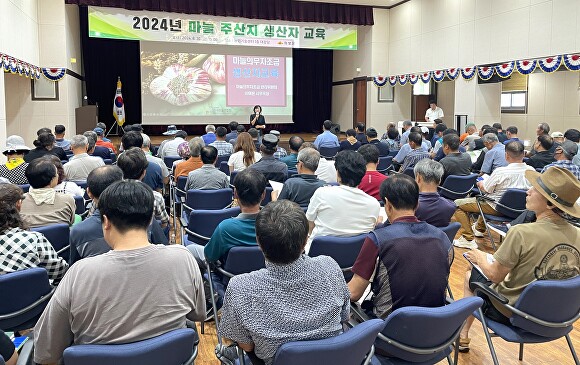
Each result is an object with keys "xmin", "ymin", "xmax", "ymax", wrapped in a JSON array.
[{"xmin": 297, "ymin": 0, "xmax": 406, "ymax": 7}]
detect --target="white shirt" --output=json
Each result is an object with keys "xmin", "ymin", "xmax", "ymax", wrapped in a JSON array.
[
  {"xmin": 146, "ymin": 154, "xmax": 170, "ymax": 179},
  {"xmin": 306, "ymin": 185, "xmax": 380, "ymax": 250},
  {"xmin": 158, "ymin": 137, "xmax": 185, "ymax": 158},
  {"xmin": 227, "ymin": 151, "xmax": 262, "ymax": 171},
  {"xmin": 482, "ymin": 163, "xmax": 534, "ymax": 208},
  {"xmin": 63, "ymin": 153, "xmax": 105, "ymax": 181},
  {"xmin": 425, "ymin": 107, "xmax": 444, "ymax": 122},
  {"xmin": 315, "ymin": 159, "xmax": 337, "ymax": 183}
]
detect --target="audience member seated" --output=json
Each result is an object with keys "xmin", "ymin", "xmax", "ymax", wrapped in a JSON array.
[
  {"xmin": 313, "ymin": 120, "xmax": 339, "ymax": 149},
  {"xmin": 472, "ymin": 125, "xmax": 492, "ymax": 151},
  {"xmin": 358, "ymin": 144, "xmax": 387, "ymax": 200},
  {"xmin": 380, "ymin": 124, "xmax": 400, "ymax": 152},
  {"xmin": 526, "ymin": 134, "xmax": 555, "ymax": 170},
  {"xmin": 251, "ymin": 134, "xmax": 288, "ymax": 183},
  {"xmin": 355, "ymin": 122, "xmax": 368, "ymax": 145},
  {"xmin": 461, "ymin": 124, "xmax": 480, "ymax": 151},
  {"xmin": 269, "ymin": 130, "xmax": 287, "ymax": 159},
  {"xmin": 63, "ymin": 135, "xmax": 105, "ymax": 181},
  {"xmin": 306, "ymin": 150, "xmax": 380, "ymax": 247},
  {"xmin": 272, "ymin": 147, "xmax": 325, "ymax": 206},
  {"xmin": 301, "ymin": 142, "xmax": 337, "ymax": 184},
  {"xmin": 439, "ymin": 133, "xmax": 472, "ymax": 182},
  {"xmin": 248, "ymin": 128, "xmax": 261, "ymax": 151},
  {"xmin": 564, "ymin": 128, "xmax": 580, "ymax": 166},
  {"xmin": 453, "ymin": 141, "xmax": 533, "ymax": 248},
  {"xmin": 366, "ymin": 128, "xmax": 389, "ymax": 156},
  {"xmin": 228, "ymin": 132, "xmax": 261, "ymax": 172},
  {"xmin": 503, "ymin": 126, "xmax": 520, "ymax": 145},
  {"xmin": 434, "ymin": 129, "xmax": 466, "ymax": 162},
  {"xmin": 142, "ymin": 133, "xmax": 170, "ymax": 185},
  {"xmin": 202, "ymin": 124, "xmax": 217, "ymax": 145},
  {"xmin": 225, "ymin": 121, "xmax": 239, "ymax": 143},
  {"xmin": 155, "ymin": 124, "xmax": 178, "ymax": 156},
  {"xmin": 541, "ymin": 140, "xmax": 580, "ymax": 179},
  {"xmin": 0, "ymin": 135, "xmax": 30, "ymax": 184},
  {"xmin": 430, "ymin": 123, "xmax": 448, "ymax": 154},
  {"xmin": 54, "ymin": 124, "xmax": 70, "ymax": 151},
  {"xmin": 185, "ymin": 146, "xmax": 230, "ymax": 190},
  {"xmin": 20, "ymin": 157, "xmax": 75, "ymax": 228},
  {"xmin": 348, "ymin": 175, "xmax": 450, "ymax": 319},
  {"xmin": 393, "ymin": 127, "xmax": 431, "ymax": 166},
  {"xmin": 528, "ymin": 122, "xmax": 551, "ymax": 157},
  {"xmin": 83, "ymin": 131, "xmax": 110, "ymax": 160},
  {"xmin": 24, "ymin": 132, "xmax": 67, "ymax": 163},
  {"xmin": 399, "ymin": 120, "xmax": 413, "ymax": 147},
  {"xmin": 399, "ymin": 132, "xmax": 430, "ymax": 172},
  {"xmin": 122, "ymin": 132, "xmax": 164, "ymax": 192},
  {"xmin": 0, "ymin": 330, "xmax": 18, "ymax": 365},
  {"xmin": 158, "ymin": 130, "xmax": 187, "ymax": 158},
  {"xmin": 458, "ymin": 167, "xmax": 580, "ymax": 352},
  {"xmin": 228, "ymin": 124, "xmax": 246, "ymax": 145},
  {"xmin": 494, "ymin": 123, "xmax": 507, "ymax": 143},
  {"xmin": 479, "ymin": 133, "xmax": 508, "ymax": 175},
  {"xmin": 219, "ymin": 200, "xmax": 350, "ymax": 365},
  {"xmin": 93, "ymin": 127, "xmax": 116, "ymax": 153},
  {"xmin": 43, "ymin": 155, "xmax": 84, "ymax": 197},
  {"xmin": 175, "ymin": 137, "xmax": 205, "ymax": 179},
  {"xmin": 117, "ymin": 148, "xmax": 169, "ymax": 229},
  {"xmin": 69, "ymin": 165, "xmax": 124, "ymax": 264},
  {"xmin": 209, "ymin": 126, "xmax": 234, "ymax": 156},
  {"xmin": 0, "ymin": 183, "xmax": 68, "ymax": 285},
  {"xmin": 339, "ymin": 129, "xmax": 361, "ymax": 152},
  {"xmin": 33, "ymin": 180, "xmax": 206, "ymax": 365},
  {"xmin": 414, "ymin": 159, "xmax": 456, "ymax": 227},
  {"xmin": 280, "ymin": 135, "xmax": 304, "ymax": 168}
]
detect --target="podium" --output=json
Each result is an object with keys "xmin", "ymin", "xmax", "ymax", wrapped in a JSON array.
[{"xmin": 75, "ymin": 105, "xmax": 98, "ymax": 134}]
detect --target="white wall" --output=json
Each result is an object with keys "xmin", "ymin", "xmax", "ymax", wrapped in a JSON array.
[
  {"xmin": 0, "ymin": 0, "xmax": 40, "ymax": 65},
  {"xmin": 387, "ymin": 0, "xmax": 580, "ymax": 75},
  {"xmin": 436, "ymin": 80, "xmax": 455, "ymax": 126},
  {"xmin": 454, "ymin": 78, "xmax": 501, "ymax": 132},
  {"xmin": 502, "ymin": 71, "xmax": 580, "ymax": 142}
]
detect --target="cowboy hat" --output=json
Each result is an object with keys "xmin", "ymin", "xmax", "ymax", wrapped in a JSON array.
[{"xmin": 525, "ymin": 167, "xmax": 580, "ymax": 217}]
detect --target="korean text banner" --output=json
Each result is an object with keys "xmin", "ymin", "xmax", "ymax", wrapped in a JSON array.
[{"xmin": 88, "ymin": 6, "xmax": 357, "ymax": 50}]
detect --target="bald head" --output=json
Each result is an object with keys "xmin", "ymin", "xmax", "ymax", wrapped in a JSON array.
[{"xmin": 87, "ymin": 165, "xmax": 124, "ymax": 200}]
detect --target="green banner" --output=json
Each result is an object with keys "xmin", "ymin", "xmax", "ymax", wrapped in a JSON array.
[{"xmin": 88, "ymin": 6, "xmax": 357, "ymax": 50}]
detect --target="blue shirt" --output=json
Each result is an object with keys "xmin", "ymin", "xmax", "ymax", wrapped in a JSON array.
[
  {"xmin": 399, "ymin": 130, "xmax": 410, "ymax": 147},
  {"xmin": 542, "ymin": 160, "xmax": 580, "ymax": 180},
  {"xmin": 415, "ymin": 192, "xmax": 456, "ymax": 227},
  {"xmin": 313, "ymin": 131, "xmax": 339, "ymax": 149},
  {"xmin": 393, "ymin": 140, "xmax": 431, "ymax": 163},
  {"xmin": 143, "ymin": 161, "xmax": 164, "ymax": 191},
  {"xmin": 202, "ymin": 133, "xmax": 217, "ymax": 145},
  {"xmin": 69, "ymin": 209, "xmax": 107, "ymax": 264},
  {"xmin": 503, "ymin": 137, "xmax": 520, "ymax": 145},
  {"xmin": 55, "ymin": 138, "xmax": 71, "ymax": 151},
  {"xmin": 204, "ymin": 213, "xmax": 258, "ymax": 262},
  {"xmin": 481, "ymin": 143, "xmax": 507, "ymax": 174}
]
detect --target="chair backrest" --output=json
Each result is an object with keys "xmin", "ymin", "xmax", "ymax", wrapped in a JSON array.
[
  {"xmin": 186, "ymin": 207, "xmax": 241, "ymax": 245},
  {"xmin": 261, "ymin": 187, "xmax": 274, "ymax": 206},
  {"xmin": 439, "ymin": 222, "xmax": 461, "ymax": 246},
  {"xmin": 219, "ymin": 161, "xmax": 230, "ymax": 176},
  {"xmin": 495, "ymin": 188, "xmax": 527, "ymax": 219},
  {"xmin": 273, "ymin": 319, "xmax": 385, "ymax": 365},
  {"xmin": 184, "ymin": 188, "xmax": 233, "ymax": 211},
  {"xmin": 109, "ymin": 152, "xmax": 117, "ymax": 162},
  {"xmin": 74, "ymin": 195, "xmax": 86, "ymax": 215},
  {"xmin": 403, "ymin": 167, "xmax": 415, "ymax": 178},
  {"xmin": 75, "ymin": 180, "xmax": 88, "ymax": 190},
  {"xmin": 439, "ymin": 174, "xmax": 478, "ymax": 200},
  {"xmin": 215, "ymin": 154, "xmax": 230, "ymax": 167},
  {"xmin": 388, "ymin": 150, "xmax": 398, "ymax": 157},
  {"xmin": 511, "ymin": 276, "xmax": 580, "ymax": 338},
  {"xmin": 377, "ymin": 156, "xmax": 393, "ymax": 172},
  {"xmin": 230, "ymin": 171, "xmax": 238, "ymax": 185},
  {"xmin": 288, "ymin": 169, "xmax": 298, "ymax": 177},
  {"xmin": 319, "ymin": 146, "xmax": 340, "ymax": 159},
  {"xmin": 174, "ymin": 176, "xmax": 188, "ymax": 199},
  {"xmin": 164, "ymin": 156, "xmax": 182, "ymax": 169},
  {"xmin": 309, "ymin": 234, "xmax": 368, "ymax": 281},
  {"xmin": 31, "ymin": 223, "xmax": 70, "ymax": 261},
  {"xmin": 222, "ymin": 246, "xmax": 265, "ymax": 276},
  {"xmin": 378, "ymin": 297, "xmax": 483, "ymax": 363},
  {"xmin": 18, "ymin": 184, "xmax": 30, "ymax": 193},
  {"xmin": 63, "ymin": 328, "xmax": 197, "ymax": 365},
  {"xmin": 103, "ymin": 159, "xmax": 113, "ymax": 165},
  {"xmin": 0, "ymin": 268, "xmax": 53, "ymax": 331}
]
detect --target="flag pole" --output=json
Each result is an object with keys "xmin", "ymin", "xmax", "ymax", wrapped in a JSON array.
[{"xmin": 107, "ymin": 76, "xmax": 126, "ymax": 137}]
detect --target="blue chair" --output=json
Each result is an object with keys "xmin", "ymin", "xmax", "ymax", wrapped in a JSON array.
[
  {"xmin": 74, "ymin": 195, "xmax": 86, "ymax": 215},
  {"xmin": 216, "ymin": 154, "xmax": 231, "ymax": 168},
  {"xmin": 472, "ymin": 276, "xmax": 580, "ymax": 365},
  {"xmin": 476, "ymin": 188, "xmax": 527, "ymax": 249},
  {"xmin": 438, "ymin": 174, "xmax": 478, "ymax": 200},
  {"xmin": 309, "ymin": 233, "xmax": 368, "ymax": 281},
  {"xmin": 75, "ymin": 180, "xmax": 87, "ymax": 190},
  {"xmin": 288, "ymin": 169, "xmax": 298, "ymax": 177},
  {"xmin": 272, "ymin": 319, "xmax": 386, "ymax": 365},
  {"xmin": 219, "ymin": 161, "xmax": 230, "ymax": 176},
  {"xmin": 182, "ymin": 207, "xmax": 241, "ymax": 246},
  {"xmin": 171, "ymin": 176, "xmax": 188, "ymax": 233},
  {"xmin": 319, "ymin": 146, "xmax": 340, "ymax": 159},
  {"xmin": 18, "ymin": 184, "xmax": 30, "ymax": 193},
  {"xmin": 109, "ymin": 152, "xmax": 117, "ymax": 162},
  {"xmin": 402, "ymin": 167, "xmax": 415, "ymax": 179},
  {"xmin": 164, "ymin": 156, "xmax": 182, "ymax": 169},
  {"xmin": 440, "ymin": 222, "xmax": 461, "ymax": 300},
  {"xmin": 261, "ymin": 186, "xmax": 274, "ymax": 207},
  {"xmin": 31, "ymin": 223, "xmax": 70, "ymax": 263},
  {"xmin": 62, "ymin": 328, "xmax": 198, "ymax": 365},
  {"xmin": 103, "ymin": 158, "xmax": 113, "ymax": 165},
  {"xmin": 377, "ymin": 156, "xmax": 393, "ymax": 175},
  {"xmin": 0, "ymin": 268, "xmax": 55, "ymax": 331},
  {"xmin": 373, "ymin": 297, "xmax": 484, "ymax": 365},
  {"xmin": 388, "ymin": 150, "xmax": 398, "ymax": 158},
  {"xmin": 182, "ymin": 188, "xmax": 233, "ymax": 213},
  {"xmin": 230, "ymin": 171, "xmax": 238, "ymax": 185}
]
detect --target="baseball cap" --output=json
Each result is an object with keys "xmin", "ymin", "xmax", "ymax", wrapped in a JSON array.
[
  {"xmin": 93, "ymin": 127, "xmax": 104, "ymax": 136},
  {"xmin": 559, "ymin": 140, "xmax": 578, "ymax": 157},
  {"xmin": 262, "ymin": 134, "xmax": 279, "ymax": 149},
  {"xmin": 551, "ymin": 131, "xmax": 564, "ymax": 138}
]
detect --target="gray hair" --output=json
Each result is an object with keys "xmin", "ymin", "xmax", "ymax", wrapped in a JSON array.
[
  {"xmin": 297, "ymin": 147, "xmax": 320, "ymax": 172},
  {"xmin": 403, "ymin": 120, "xmax": 413, "ymax": 127},
  {"xmin": 141, "ymin": 133, "xmax": 151, "ymax": 148},
  {"xmin": 414, "ymin": 159, "xmax": 444, "ymax": 185},
  {"xmin": 188, "ymin": 137, "xmax": 205, "ymax": 157},
  {"xmin": 205, "ymin": 124, "xmax": 216, "ymax": 133},
  {"xmin": 70, "ymin": 135, "xmax": 89, "ymax": 149},
  {"xmin": 482, "ymin": 133, "xmax": 499, "ymax": 143},
  {"xmin": 82, "ymin": 131, "xmax": 97, "ymax": 151}
]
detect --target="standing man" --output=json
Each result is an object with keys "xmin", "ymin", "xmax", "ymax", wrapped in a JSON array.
[{"xmin": 425, "ymin": 100, "xmax": 444, "ymax": 124}]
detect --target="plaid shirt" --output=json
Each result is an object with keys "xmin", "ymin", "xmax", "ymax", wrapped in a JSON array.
[
  {"xmin": 0, "ymin": 227, "xmax": 68, "ymax": 285},
  {"xmin": 542, "ymin": 160, "xmax": 580, "ymax": 180},
  {"xmin": 274, "ymin": 147, "xmax": 287, "ymax": 159},
  {"xmin": 153, "ymin": 191, "xmax": 169, "ymax": 226},
  {"xmin": 209, "ymin": 140, "xmax": 234, "ymax": 156}
]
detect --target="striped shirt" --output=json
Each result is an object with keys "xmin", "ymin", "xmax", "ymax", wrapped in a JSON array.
[{"xmin": 400, "ymin": 149, "xmax": 430, "ymax": 172}]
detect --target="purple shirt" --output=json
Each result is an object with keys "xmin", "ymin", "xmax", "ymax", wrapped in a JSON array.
[{"xmin": 415, "ymin": 192, "xmax": 456, "ymax": 228}]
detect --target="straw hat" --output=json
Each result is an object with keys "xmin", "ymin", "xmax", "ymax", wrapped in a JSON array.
[{"xmin": 525, "ymin": 167, "xmax": 580, "ymax": 217}]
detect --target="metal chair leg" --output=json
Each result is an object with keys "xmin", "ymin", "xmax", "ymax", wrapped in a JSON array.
[
  {"xmin": 206, "ymin": 262, "xmax": 222, "ymax": 345},
  {"xmin": 478, "ymin": 308, "xmax": 500, "ymax": 365},
  {"xmin": 476, "ymin": 199, "xmax": 496, "ymax": 250},
  {"xmin": 519, "ymin": 343, "xmax": 524, "ymax": 361},
  {"xmin": 447, "ymin": 354, "xmax": 453, "ymax": 365},
  {"xmin": 566, "ymin": 334, "xmax": 580, "ymax": 365},
  {"xmin": 447, "ymin": 283, "xmax": 455, "ymax": 300},
  {"xmin": 453, "ymin": 335, "xmax": 459, "ymax": 365}
]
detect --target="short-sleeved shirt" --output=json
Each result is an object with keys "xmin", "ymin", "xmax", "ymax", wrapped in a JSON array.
[
  {"xmin": 313, "ymin": 131, "xmax": 339, "ymax": 149},
  {"xmin": 358, "ymin": 171, "xmax": 387, "ymax": 200},
  {"xmin": 210, "ymin": 140, "xmax": 234, "ymax": 156},
  {"xmin": 542, "ymin": 160, "xmax": 580, "ymax": 180},
  {"xmin": 481, "ymin": 143, "xmax": 507, "ymax": 174},
  {"xmin": 33, "ymin": 245, "xmax": 206, "ymax": 365},
  {"xmin": 351, "ymin": 216, "xmax": 450, "ymax": 319},
  {"xmin": 96, "ymin": 140, "xmax": 116, "ymax": 153},
  {"xmin": 493, "ymin": 217, "xmax": 580, "ymax": 306},
  {"xmin": 278, "ymin": 174, "xmax": 325, "ymax": 206},
  {"xmin": 425, "ymin": 107, "xmax": 444, "ymax": 122},
  {"xmin": 146, "ymin": 154, "xmax": 170, "ymax": 180},
  {"xmin": 481, "ymin": 163, "xmax": 534, "ymax": 207},
  {"xmin": 280, "ymin": 153, "xmax": 298, "ymax": 169},
  {"xmin": 219, "ymin": 255, "xmax": 350, "ymax": 365},
  {"xmin": 0, "ymin": 160, "xmax": 28, "ymax": 184},
  {"xmin": 185, "ymin": 164, "xmax": 230, "ymax": 190},
  {"xmin": 228, "ymin": 151, "xmax": 262, "ymax": 172},
  {"xmin": 55, "ymin": 138, "xmax": 71, "ymax": 150},
  {"xmin": 440, "ymin": 152, "xmax": 473, "ymax": 182},
  {"xmin": 393, "ymin": 141, "xmax": 431, "ymax": 164},
  {"xmin": 63, "ymin": 153, "xmax": 105, "ymax": 181},
  {"xmin": 368, "ymin": 139, "xmax": 390, "ymax": 156},
  {"xmin": 415, "ymin": 192, "xmax": 456, "ymax": 227},
  {"xmin": 158, "ymin": 137, "xmax": 186, "ymax": 158},
  {"xmin": 250, "ymin": 156, "xmax": 288, "ymax": 183},
  {"xmin": 315, "ymin": 158, "xmax": 337, "ymax": 184},
  {"xmin": 202, "ymin": 132, "xmax": 217, "ymax": 145},
  {"xmin": 204, "ymin": 213, "xmax": 258, "ymax": 262}
]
